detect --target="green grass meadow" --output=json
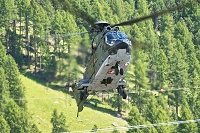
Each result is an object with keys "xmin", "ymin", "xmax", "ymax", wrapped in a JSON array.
[{"xmin": 21, "ymin": 75, "xmax": 128, "ymax": 132}]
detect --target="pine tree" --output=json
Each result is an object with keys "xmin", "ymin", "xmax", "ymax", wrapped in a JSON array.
[
  {"xmin": 194, "ymin": 29, "xmax": 200, "ymax": 62},
  {"xmin": 89, "ymin": 0, "xmax": 104, "ymax": 21},
  {"xmin": 0, "ymin": 67, "xmax": 10, "ymax": 114},
  {"xmin": 4, "ymin": 55, "xmax": 26, "ymax": 108},
  {"xmin": 108, "ymin": 0, "xmax": 124, "ymax": 20},
  {"xmin": 30, "ymin": 0, "xmax": 47, "ymax": 75},
  {"xmin": 1, "ymin": 41, "xmax": 26, "ymax": 107},
  {"xmin": 21, "ymin": 0, "xmax": 33, "ymax": 69},
  {"xmin": 127, "ymin": 106, "xmax": 158, "ymax": 133},
  {"xmin": 0, "ymin": 0, "xmax": 17, "ymax": 50},
  {"xmin": 174, "ymin": 20, "xmax": 200, "ymax": 113},
  {"xmin": 0, "ymin": 30, "xmax": 39, "ymax": 133},
  {"xmin": 51, "ymin": 109, "xmax": 68, "ymax": 133},
  {"xmin": 174, "ymin": 20, "xmax": 200, "ymax": 84},
  {"xmin": 0, "ymin": 68, "xmax": 9, "ymax": 102},
  {"xmin": 154, "ymin": 49, "xmax": 170, "ymax": 89},
  {"xmin": 109, "ymin": 94, "xmax": 129, "ymax": 113},
  {"xmin": 177, "ymin": 99, "xmax": 198, "ymax": 133},
  {"xmin": 29, "ymin": 124, "xmax": 41, "ymax": 133},
  {"xmin": 127, "ymin": 106, "xmax": 145, "ymax": 133},
  {"xmin": 194, "ymin": 93, "xmax": 200, "ymax": 132},
  {"xmin": 144, "ymin": 95, "xmax": 173, "ymax": 133},
  {"xmin": 149, "ymin": 0, "xmax": 165, "ymax": 30},
  {"xmin": 0, "ymin": 115, "xmax": 10, "ymax": 133},
  {"xmin": 170, "ymin": 41, "xmax": 188, "ymax": 87},
  {"xmin": 4, "ymin": 101, "xmax": 30, "ymax": 133},
  {"xmin": 0, "ymin": 42, "xmax": 7, "ymax": 66}
]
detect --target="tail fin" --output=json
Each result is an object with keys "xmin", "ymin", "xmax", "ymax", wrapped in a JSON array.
[{"xmin": 66, "ymin": 82, "xmax": 89, "ymax": 117}]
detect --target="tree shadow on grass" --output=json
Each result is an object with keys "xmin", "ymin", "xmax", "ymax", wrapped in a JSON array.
[
  {"xmin": 84, "ymin": 98, "xmax": 120, "ymax": 118},
  {"xmin": 22, "ymin": 71, "xmax": 123, "ymax": 118},
  {"xmin": 22, "ymin": 71, "xmax": 71, "ymax": 95}
]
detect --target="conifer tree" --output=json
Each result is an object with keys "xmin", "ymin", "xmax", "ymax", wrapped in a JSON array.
[
  {"xmin": 129, "ymin": 24, "xmax": 150, "ymax": 113},
  {"xmin": 51, "ymin": 109, "xmax": 68, "ymax": 133},
  {"xmin": 4, "ymin": 55, "xmax": 26, "ymax": 108},
  {"xmin": 0, "ymin": 68, "xmax": 9, "ymax": 101},
  {"xmin": 5, "ymin": 0, "xmax": 25, "ymax": 68},
  {"xmin": 0, "ymin": 42, "xmax": 7, "ymax": 66},
  {"xmin": 37, "ymin": 0, "xmax": 55, "ymax": 17},
  {"xmin": 185, "ymin": 68, "xmax": 199, "ymax": 114},
  {"xmin": 108, "ymin": 0, "xmax": 124, "ymax": 20},
  {"xmin": 4, "ymin": 101, "xmax": 30, "ymax": 133},
  {"xmin": 0, "ymin": 0, "xmax": 17, "ymax": 50},
  {"xmin": 174, "ymin": 20, "xmax": 200, "ymax": 82},
  {"xmin": 194, "ymin": 93, "xmax": 200, "ymax": 132},
  {"xmin": 0, "ymin": 30, "xmax": 39, "ymax": 133},
  {"xmin": 0, "ymin": 115, "xmax": 10, "ymax": 133},
  {"xmin": 170, "ymin": 40, "xmax": 188, "ymax": 87},
  {"xmin": 0, "ymin": 67, "xmax": 10, "ymax": 113},
  {"xmin": 30, "ymin": 0, "xmax": 47, "ymax": 75},
  {"xmin": 127, "ymin": 106, "xmax": 146, "ymax": 133},
  {"xmin": 29, "ymin": 124, "xmax": 41, "ymax": 133},
  {"xmin": 145, "ymin": 95, "xmax": 173, "ymax": 133},
  {"xmin": 1, "ymin": 37, "xmax": 26, "ymax": 108},
  {"xmin": 127, "ymin": 106, "xmax": 158, "ymax": 133},
  {"xmin": 177, "ymin": 99, "xmax": 198, "ymax": 133},
  {"xmin": 89, "ymin": 0, "xmax": 104, "ymax": 21},
  {"xmin": 174, "ymin": 20, "xmax": 200, "ymax": 111},
  {"xmin": 154, "ymin": 49, "xmax": 170, "ymax": 89},
  {"xmin": 194, "ymin": 29, "xmax": 200, "ymax": 62},
  {"xmin": 149, "ymin": 0, "xmax": 165, "ymax": 30},
  {"xmin": 21, "ymin": 0, "xmax": 33, "ymax": 69}
]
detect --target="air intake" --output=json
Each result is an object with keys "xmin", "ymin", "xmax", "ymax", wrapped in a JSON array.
[{"xmin": 114, "ymin": 26, "xmax": 120, "ymax": 31}]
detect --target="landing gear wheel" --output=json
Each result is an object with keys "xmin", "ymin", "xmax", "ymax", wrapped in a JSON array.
[
  {"xmin": 84, "ymin": 87, "xmax": 87, "ymax": 94},
  {"xmin": 80, "ymin": 91, "xmax": 84, "ymax": 101},
  {"xmin": 120, "ymin": 68, "xmax": 124, "ymax": 75},
  {"xmin": 117, "ymin": 85, "xmax": 122, "ymax": 93},
  {"xmin": 122, "ymin": 89, "xmax": 127, "ymax": 99},
  {"xmin": 115, "ymin": 68, "xmax": 119, "ymax": 75}
]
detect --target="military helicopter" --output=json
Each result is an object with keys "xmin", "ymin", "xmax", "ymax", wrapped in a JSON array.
[
  {"xmin": 67, "ymin": 21, "xmax": 132, "ymax": 115},
  {"xmin": 53, "ymin": 0, "xmax": 197, "ymax": 116}
]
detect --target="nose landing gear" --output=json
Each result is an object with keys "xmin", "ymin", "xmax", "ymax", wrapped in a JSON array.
[
  {"xmin": 115, "ymin": 61, "xmax": 124, "ymax": 75},
  {"xmin": 117, "ymin": 85, "xmax": 127, "ymax": 99},
  {"xmin": 120, "ymin": 68, "xmax": 124, "ymax": 75}
]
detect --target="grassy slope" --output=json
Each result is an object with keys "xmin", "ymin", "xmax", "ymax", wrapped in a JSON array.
[{"xmin": 21, "ymin": 75, "xmax": 128, "ymax": 133}]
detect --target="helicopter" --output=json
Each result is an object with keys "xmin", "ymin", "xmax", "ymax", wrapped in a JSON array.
[
  {"xmin": 53, "ymin": 0, "xmax": 198, "ymax": 116},
  {"xmin": 67, "ymin": 21, "xmax": 132, "ymax": 115}
]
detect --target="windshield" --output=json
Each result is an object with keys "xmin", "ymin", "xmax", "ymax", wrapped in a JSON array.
[
  {"xmin": 106, "ymin": 31, "xmax": 128, "ymax": 40},
  {"xmin": 117, "ymin": 32, "xmax": 128, "ymax": 39},
  {"xmin": 105, "ymin": 31, "xmax": 128, "ymax": 46}
]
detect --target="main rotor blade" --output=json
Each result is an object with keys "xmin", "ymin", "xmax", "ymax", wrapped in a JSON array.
[
  {"xmin": 52, "ymin": 31, "xmax": 89, "ymax": 38},
  {"xmin": 52, "ymin": 0, "xmax": 96, "ymax": 27},
  {"xmin": 112, "ymin": 1, "xmax": 197, "ymax": 27}
]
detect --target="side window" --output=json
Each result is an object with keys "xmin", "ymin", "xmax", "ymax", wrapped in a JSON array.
[
  {"xmin": 92, "ymin": 36, "xmax": 99, "ymax": 51},
  {"xmin": 92, "ymin": 41, "xmax": 97, "ymax": 50},
  {"xmin": 105, "ymin": 32, "xmax": 115, "ymax": 46}
]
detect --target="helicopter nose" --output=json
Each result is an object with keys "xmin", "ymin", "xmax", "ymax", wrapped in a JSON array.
[
  {"xmin": 108, "ymin": 40, "xmax": 129, "ymax": 55},
  {"xmin": 115, "ymin": 40, "xmax": 128, "ymax": 49}
]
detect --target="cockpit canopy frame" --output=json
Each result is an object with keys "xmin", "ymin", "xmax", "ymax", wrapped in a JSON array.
[{"xmin": 105, "ymin": 31, "xmax": 128, "ymax": 45}]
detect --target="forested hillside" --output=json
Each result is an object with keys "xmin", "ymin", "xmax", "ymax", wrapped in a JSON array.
[
  {"xmin": 0, "ymin": 0, "xmax": 200, "ymax": 132},
  {"xmin": 0, "ymin": 42, "xmax": 40, "ymax": 132}
]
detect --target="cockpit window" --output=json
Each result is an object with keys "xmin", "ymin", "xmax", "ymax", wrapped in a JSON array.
[
  {"xmin": 106, "ymin": 31, "xmax": 128, "ymax": 40},
  {"xmin": 105, "ymin": 31, "xmax": 128, "ymax": 46},
  {"xmin": 117, "ymin": 32, "xmax": 128, "ymax": 39}
]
